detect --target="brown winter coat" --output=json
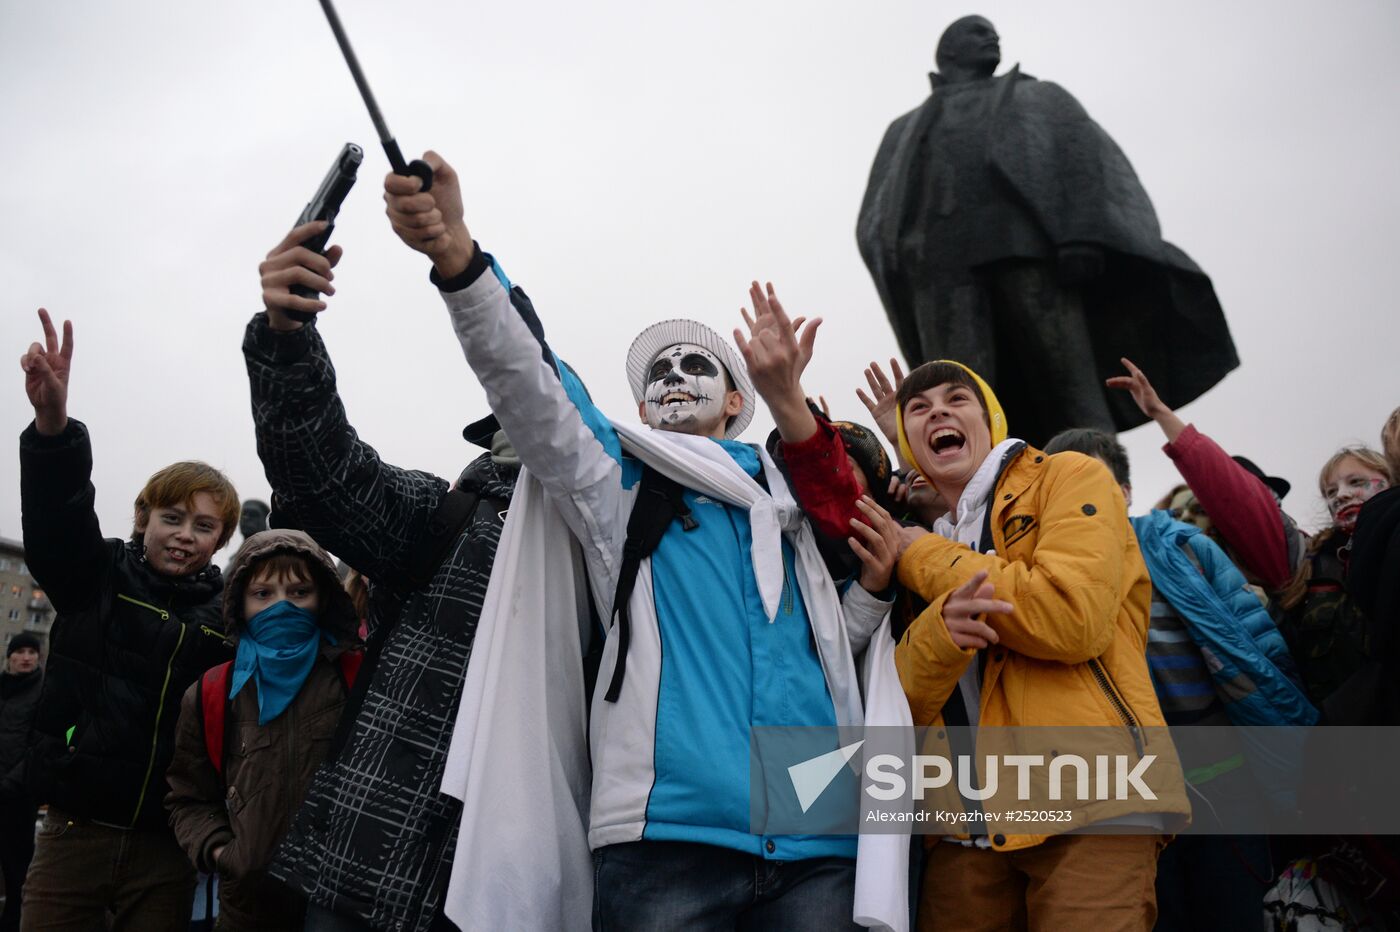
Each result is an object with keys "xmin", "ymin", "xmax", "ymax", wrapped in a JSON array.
[{"xmin": 165, "ymin": 530, "xmax": 359, "ymax": 932}]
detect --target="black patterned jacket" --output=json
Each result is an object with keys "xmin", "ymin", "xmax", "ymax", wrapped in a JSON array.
[{"xmin": 243, "ymin": 314, "xmax": 516, "ymax": 932}]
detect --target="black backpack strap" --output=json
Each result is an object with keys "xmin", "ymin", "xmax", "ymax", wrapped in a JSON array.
[
  {"xmin": 603, "ymin": 466, "xmax": 696, "ymax": 703},
  {"xmin": 403, "ymin": 488, "xmax": 482, "ymax": 590},
  {"xmin": 977, "ymin": 442, "xmax": 1027, "ymax": 556},
  {"xmin": 580, "ymin": 573, "xmax": 606, "ymax": 708}
]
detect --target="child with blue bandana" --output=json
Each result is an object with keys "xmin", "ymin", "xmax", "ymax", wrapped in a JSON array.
[{"xmin": 165, "ymin": 529, "xmax": 362, "ymax": 932}]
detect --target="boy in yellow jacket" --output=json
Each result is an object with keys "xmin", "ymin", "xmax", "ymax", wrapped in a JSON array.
[{"xmin": 891, "ymin": 360, "xmax": 1188, "ymax": 931}]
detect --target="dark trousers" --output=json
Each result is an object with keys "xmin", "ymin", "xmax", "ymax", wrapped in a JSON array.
[
  {"xmin": 20, "ymin": 808, "xmax": 195, "ymax": 932},
  {"xmin": 592, "ymin": 840, "xmax": 859, "ymax": 931},
  {"xmin": 0, "ymin": 802, "xmax": 36, "ymax": 932},
  {"xmin": 1153, "ymin": 834, "xmax": 1271, "ymax": 932},
  {"xmin": 302, "ymin": 902, "xmax": 459, "ymax": 932}
]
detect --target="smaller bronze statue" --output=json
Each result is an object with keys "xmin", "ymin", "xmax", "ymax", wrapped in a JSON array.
[
  {"xmin": 857, "ymin": 15, "xmax": 1237, "ymax": 445},
  {"xmin": 238, "ymin": 499, "xmax": 270, "ymax": 541}
]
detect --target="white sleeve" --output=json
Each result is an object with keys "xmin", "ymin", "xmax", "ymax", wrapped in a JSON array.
[
  {"xmin": 441, "ymin": 269, "xmax": 628, "ymax": 594},
  {"xmin": 841, "ymin": 581, "xmax": 893, "ymax": 655}
]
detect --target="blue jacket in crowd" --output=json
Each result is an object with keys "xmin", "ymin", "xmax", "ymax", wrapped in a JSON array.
[{"xmin": 1132, "ymin": 509, "xmax": 1317, "ymax": 729}]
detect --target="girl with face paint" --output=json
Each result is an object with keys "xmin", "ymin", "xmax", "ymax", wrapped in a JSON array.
[
  {"xmin": 1321, "ymin": 450, "xmax": 1391, "ymax": 533},
  {"xmin": 1278, "ymin": 446, "xmax": 1392, "ymax": 707}
]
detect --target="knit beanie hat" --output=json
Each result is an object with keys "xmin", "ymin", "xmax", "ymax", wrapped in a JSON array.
[
  {"xmin": 7, "ymin": 632, "xmax": 41, "ymax": 656},
  {"xmin": 765, "ymin": 409, "xmax": 896, "ymax": 513},
  {"xmin": 830, "ymin": 419, "xmax": 895, "ymax": 511},
  {"xmin": 895, "ymin": 360, "xmax": 1008, "ymax": 479}
]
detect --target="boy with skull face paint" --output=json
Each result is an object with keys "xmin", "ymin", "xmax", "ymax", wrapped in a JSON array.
[
  {"xmin": 383, "ymin": 153, "xmax": 894, "ymax": 930},
  {"xmin": 641, "ymin": 342, "xmax": 736, "ymax": 435}
]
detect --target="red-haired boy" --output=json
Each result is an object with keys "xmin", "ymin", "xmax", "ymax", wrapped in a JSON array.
[{"xmin": 18, "ymin": 309, "xmax": 240, "ymax": 931}]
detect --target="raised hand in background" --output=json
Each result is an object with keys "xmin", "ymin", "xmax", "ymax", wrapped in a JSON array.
[
  {"xmin": 733, "ymin": 281, "xmax": 822, "ymax": 444},
  {"xmin": 856, "ymin": 358, "xmax": 905, "ymax": 448}
]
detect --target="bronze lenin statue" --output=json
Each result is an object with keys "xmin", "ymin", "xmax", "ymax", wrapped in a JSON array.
[{"xmin": 857, "ymin": 15, "xmax": 1238, "ymax": 445}]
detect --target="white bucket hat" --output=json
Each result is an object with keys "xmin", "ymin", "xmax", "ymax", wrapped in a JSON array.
[{"xmin": 625, "ymin": 319, "xmax": 755, "ymax": 439}]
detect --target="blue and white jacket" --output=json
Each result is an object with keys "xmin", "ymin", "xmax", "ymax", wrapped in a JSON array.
[
  {"xmin": 1131, "ymin": 510, "xmax": 1317, "ymax": 728},
  {"xmin": 438, "ymin": 250, "xmax": 889, "ymax": 860}
]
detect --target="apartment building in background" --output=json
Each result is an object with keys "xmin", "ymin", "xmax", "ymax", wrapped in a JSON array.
[{"xmin": 0, "ymin": 537, "xmax": 55, "ymax": 656}]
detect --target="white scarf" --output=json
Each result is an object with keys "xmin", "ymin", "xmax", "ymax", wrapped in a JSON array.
[
  {"xmin": 440, "ymin": 424, "xmax": 913, "ymax": 932},
  {"xmin": 930, "ymin": 438, "xmax": 1024, "ymax": 731},
  {"xmin": 611, "ymin": 420, "xmax": 864, "ymax": 724},
  {"xmin": 931, "ymin": 438, "xmax": 1025, "ymax": 547}
]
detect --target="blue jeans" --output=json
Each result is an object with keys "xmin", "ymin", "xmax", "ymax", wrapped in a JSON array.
[{"xmin": 593, "ymin": 840, "xmax": 859, "ymax": 931}]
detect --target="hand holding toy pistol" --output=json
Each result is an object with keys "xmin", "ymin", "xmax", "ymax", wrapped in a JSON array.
[{"xmin": 286, "ymin": 143, "xmax": 363, "ymax": 323}]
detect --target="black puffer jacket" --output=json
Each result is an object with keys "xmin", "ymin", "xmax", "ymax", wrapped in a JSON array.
[
  {"xmin": 20, "ymin": 420, "xmax": 232, "ymax": 828},
  {"xmin": 0, "ymin": 667, "xmax": 43, "ymax": 799}
]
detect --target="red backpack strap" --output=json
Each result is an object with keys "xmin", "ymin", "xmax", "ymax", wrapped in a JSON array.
[
  {"xmin": 200, "ymin": 661, "xmax": 235, "ymax": 776},
  {"xmin": 338, "ymin": 650, "xmax": 364, "ymax": 691}
]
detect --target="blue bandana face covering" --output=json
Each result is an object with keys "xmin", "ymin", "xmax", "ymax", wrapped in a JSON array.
[{"xmin": 229, "ymin": 601, "xmax": 323, "ymax": 725}]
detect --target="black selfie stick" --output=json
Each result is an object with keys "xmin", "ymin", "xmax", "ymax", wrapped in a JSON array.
[{"xmin": 317, "ymin": 0, "xmax": 434, "ymax": 192}]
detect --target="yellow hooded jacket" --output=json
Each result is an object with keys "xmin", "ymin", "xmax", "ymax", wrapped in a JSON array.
[{"xmin": 894, "ymin": 364, "xmax": 1188, "ymax": 849}]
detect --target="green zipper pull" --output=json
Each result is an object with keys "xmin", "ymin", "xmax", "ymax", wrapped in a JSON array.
[
  {"xmin": 131, "ymin": 621, "xmax": 187, "ymax": 827},
  {"xmin": 116, "ymin": 593, "xmax": 170, "ymax": 621}
]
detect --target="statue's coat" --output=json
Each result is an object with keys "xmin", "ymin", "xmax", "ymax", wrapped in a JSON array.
[{"xmin": 858, "ymin": 68, "xmax": 1238, "ymax": 438}]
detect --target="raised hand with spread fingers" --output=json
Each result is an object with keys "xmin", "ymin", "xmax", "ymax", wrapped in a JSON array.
[
  {"xmin": 856, "ymin": 358, "xmax": 905, "ymax": 448},
  {"xmin": 733, "ymin": 280, "xmax": 823, "ymax": 443}
]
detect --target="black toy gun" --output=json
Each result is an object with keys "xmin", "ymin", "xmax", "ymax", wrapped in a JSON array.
[{"xmin": 286, "ymin": 142, "xmax": 364, "ymax": 323}]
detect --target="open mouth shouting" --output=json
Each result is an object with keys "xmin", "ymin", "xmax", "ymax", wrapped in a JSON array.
[{"xmin": 929, "ymin": 427, "xmax": 967, "ymax": 459}]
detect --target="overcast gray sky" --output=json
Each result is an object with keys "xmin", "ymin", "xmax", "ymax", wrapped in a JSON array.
[{"xmin": 2, "ymin": 0, "xmax": 1397, "ymax": 562}]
